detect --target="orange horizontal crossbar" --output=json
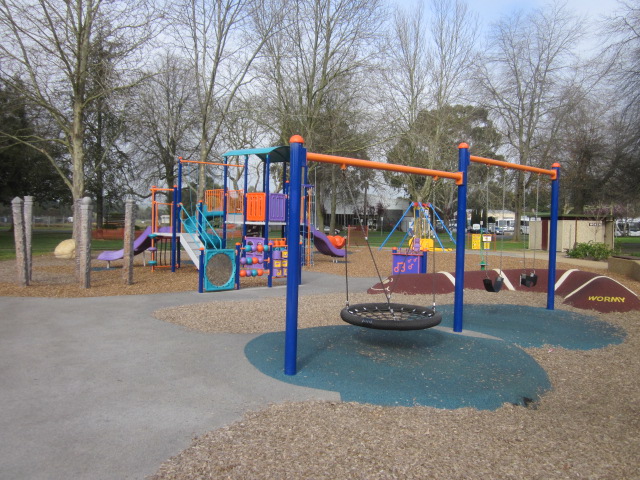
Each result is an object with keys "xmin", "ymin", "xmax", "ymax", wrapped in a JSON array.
[
  {"xmin": 470, "ymin": 155, "xmax": 557, "ymax": 180},
  {"xmin": 179, "ymin": 158, "xmax": 244, "ymax": 168},
  {"xmin": 306, "ymin": 152, "xmax": 463, "ymax": 185}
]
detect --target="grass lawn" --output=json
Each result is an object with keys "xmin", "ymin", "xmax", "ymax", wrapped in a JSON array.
[
  {"xmin": 615, "ymin": 236, "xmax": 640, "ymax": 257},
  {"xmin": 0, "ymin": 228, "xmax": 125, "ymax": 261},
  {"xmin": 6, "ymin": 227, "xmax": 628, "ymax": 262}
]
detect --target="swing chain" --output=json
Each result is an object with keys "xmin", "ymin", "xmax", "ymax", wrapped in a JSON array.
[{"xmin": 341, "ymin": 168, "xmax": 393, "ymax": 308}]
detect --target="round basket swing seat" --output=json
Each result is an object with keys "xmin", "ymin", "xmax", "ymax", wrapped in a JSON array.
[{"xmin": 340, "ymin": 303, "xmax": 442, "ymax": 331}]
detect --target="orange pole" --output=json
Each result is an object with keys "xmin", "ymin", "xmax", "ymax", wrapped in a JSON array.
[
  {"xmin": 306, "ymin": 152, "xmax": 463, "ymax": 185},
  {"xmin": 469, "ymin": 155, "xmax": 557, "ymax": 180},
  {"xmin": 151, "ymin": 188, "xmax": 157, "ymax": 233}
]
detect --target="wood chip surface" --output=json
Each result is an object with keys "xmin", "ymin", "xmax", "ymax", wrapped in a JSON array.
[{"xmin": 1, "ymin": 249, "xmax": 639, "ymax": 479}]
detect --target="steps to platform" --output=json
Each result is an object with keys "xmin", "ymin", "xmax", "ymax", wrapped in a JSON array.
[{"xmin": 179, "ymin": 232, "xmax": 204, "ymax": 269}]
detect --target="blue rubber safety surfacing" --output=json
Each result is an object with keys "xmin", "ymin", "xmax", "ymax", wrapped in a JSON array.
[
  {"xmin": 245, "ymin": 305, "xmax": 625, "ymax": 410},
  {"xmin": 437, "ymin": 304, "xmax": 625, "ymax": 349},
  {"xmin": 246, "ymin": 328, "xmax": 550, "ymax": 410}
]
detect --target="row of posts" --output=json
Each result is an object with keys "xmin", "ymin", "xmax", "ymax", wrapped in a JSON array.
[{"xmin": 11, "ymin": 197, "xmax": 137, "ymax": 288}]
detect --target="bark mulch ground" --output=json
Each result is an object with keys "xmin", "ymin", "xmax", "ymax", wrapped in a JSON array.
[{"xmin": 1, "ymin": 249, "xmax": 639, "ymax": 479}]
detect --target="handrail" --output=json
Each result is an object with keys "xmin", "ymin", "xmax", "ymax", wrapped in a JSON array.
[{"xmin": 180, "ymin": 204, "xmax": 222, "ymax": 250}]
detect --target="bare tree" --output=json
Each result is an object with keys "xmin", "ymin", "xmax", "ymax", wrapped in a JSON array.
[
  {"xmin": 382, "ymin": 1, "xmax": 429, "ymax": 200},
  {"xmin": 129, "ymin": 51, "xmax": 199, "ymax": 199},
  {"xmin": 0, "ymin": 0, "xmax": 160, "ymax": 205},
  {"xmin": 260, "ymin": 0, "xmax": 386, "ymax": 229},
  {"xmin": 383, "ymin": 0, "xmax": 478, "ymax": 205},
  {"xmin": 262, "ymin": 0, "xmax": 384, "ymax": 151},
  {"xmin": 169, "ymin": 0, "xmax": 287, "ymax": 201},
  {"xmin": 475, "ymin": 2, "xmax": 583, "ymax": 239},
  {"xmin": 603, "ymin": 1, "xmax": 640, "ymax": 120},
  {"xmin": 217, "ymin": 97, "xmax": 270, "ymax": 191}
]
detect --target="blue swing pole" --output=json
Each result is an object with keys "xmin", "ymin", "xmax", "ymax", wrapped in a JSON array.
[
  {"xmin": 453, "ymin": 144, "xmax": 470, "ymax": 332},
  {"xmin": 547, "ymin": 163, "xmax": 561, "ymax": 310},
  {"xmin": 222, "ymin": 164, "xmax": 228, "ymax": 248},
  {"xmin": 284, "ymin": 136, "xmax": 306, "ymax": 376}
]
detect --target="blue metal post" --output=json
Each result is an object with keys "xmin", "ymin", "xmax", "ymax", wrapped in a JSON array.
[
  {"xmin": 223, "ymin": 164, "xmax": 228, "ymax": 248},
  {"xmin": 235, "ymin": 243, "xmax": 241, "ymax": 290},
  {"xmin": 453, "ymin": 144, "xmax": 469, "ymax": 332},
  {"xmin": 284, "ymin": 136, "xmax": 306, "ymax": 376},
  {"xmin": 197, "ymin": 200, "xmax": 203, "ymax": 239},
  {"xmin": 171, "ymin": 185, "xmax": 178, "ymax": 272},
  {"xmin": 177, "ymin": 159, "xmax": 183, "ymax": 268},
  {"xmin": 547, "ymin": 163, "xmax": 561, "ymax": 310},
  {"xmin": 242, "ymin": 155, "xmax": 249, "ymax": 241},
  {"xmin": 267, "ymin": 242, "xmax": 273, "ymax": 288},
  {"xmin": 265, "ymin": 155, "xmax": 271, "ymax": 243},
  {"xmin": 198, "ymin": 247, "xmax": 205, "ymax": 293}
]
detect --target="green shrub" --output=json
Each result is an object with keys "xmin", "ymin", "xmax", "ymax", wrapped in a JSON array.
[{"xmin": 566, "ymin": 242, "xmax": 614, "ymax": 261}]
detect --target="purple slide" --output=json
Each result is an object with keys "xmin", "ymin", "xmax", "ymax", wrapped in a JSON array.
[
  {"xmin": 310, "ymin": 227, "xmax": 346, "ymax": 258},
  {"xmin": 97, "ymin": 226, "xmax": 171, "ymax": 263}
]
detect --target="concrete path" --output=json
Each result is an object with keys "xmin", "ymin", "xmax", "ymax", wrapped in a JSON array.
[{"xmin": 0, "ymin": 272, "xmax": 376, "ymax": 480}]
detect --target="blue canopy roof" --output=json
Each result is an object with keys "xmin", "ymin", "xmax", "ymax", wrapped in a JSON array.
[{"xmin": 222, "ymin": 146, "xmax": 290, "ymax": 163}]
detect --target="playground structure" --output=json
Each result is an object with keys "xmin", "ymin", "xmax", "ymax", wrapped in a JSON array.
[
  {"xmin": 281, "ymin": 138, "xmax": 560, "ymax": 375},
  {"xmin": 379, "ymin": 201, "xmax": 455, "ymax": 252},
  {"xmin": 145, "ymin": 151, "xmax": 296, "ymax": 291},
  {"xmin": 139, "ymin": 148, "xmax": 346, "ymax": 292}
]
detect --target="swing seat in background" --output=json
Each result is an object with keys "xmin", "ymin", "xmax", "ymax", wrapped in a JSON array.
[
  {"xmin": 483, "ymin": 275, "xmax": 504, "ymax": 292},
  {"xmin": 520, "ymin": 272, "xmax": 538, "ymax": 287}
]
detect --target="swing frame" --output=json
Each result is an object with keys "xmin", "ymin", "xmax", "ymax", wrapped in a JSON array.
[{"xmin": 283, "ymin": 137, "xmax": 560, "ymax": 376}]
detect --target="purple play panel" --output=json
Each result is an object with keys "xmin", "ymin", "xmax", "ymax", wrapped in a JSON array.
[
  {"xmin": 310, "ymin": 227, "xmax": 345, "ymax": 258},
  {"xmin": 268, "ymin": 193, "xmax": 286, "ymax": 222},
  {"xmin": 97, "ymin": 226, "xmax": 171, "ymax": 262}
]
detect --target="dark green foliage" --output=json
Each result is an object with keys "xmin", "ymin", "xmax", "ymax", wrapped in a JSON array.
[
  {"xmin": 0, "ymin": 80, "xmax": 70, "ymax": 205},
  {"xmin": 566, "ymin": 242, "xmax": 614, "ymax": 261},
  {"xmin": 385, "ymin": 105, "xmax": 502, "ymax": 226}
]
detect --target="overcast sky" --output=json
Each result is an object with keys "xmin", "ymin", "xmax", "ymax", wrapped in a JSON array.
[
  {"xmin": 392, "ymin": 0, "xmax": 619, "ymax": 22},
  {"xmin": 391, "ymin": 0, "xmax": 620, "ymax": 53}
]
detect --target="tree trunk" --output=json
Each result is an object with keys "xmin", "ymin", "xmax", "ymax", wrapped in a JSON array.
[
  {"xmin": 94, "ymin": 106, "xmax": 105, "ymax": 229},
  {"xmin": 71, "ymin": 105, "xmax": 86, "ymax": 204},
  {"xmin": 514, "ymin": 171, "xmax": 524, "ymax": 243}
]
